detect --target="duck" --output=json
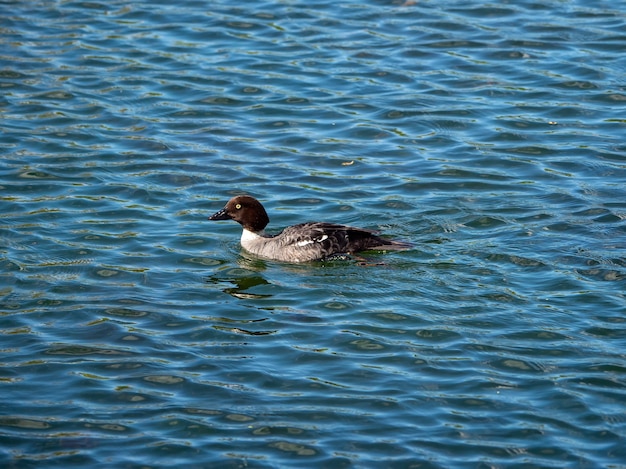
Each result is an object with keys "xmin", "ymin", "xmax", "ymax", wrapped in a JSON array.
[{"xmin": 208, "ymin": 195, "xmax": 411, "ymax": 262}]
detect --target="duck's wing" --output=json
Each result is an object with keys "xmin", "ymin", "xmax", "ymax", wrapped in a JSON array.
[{"xmin": 278, "ymin": 222, "xmax": 411, "ymax": 259}]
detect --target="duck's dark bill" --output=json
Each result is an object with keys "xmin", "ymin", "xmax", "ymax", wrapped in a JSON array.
[{"xmin": 208, "ymin": 208, "xmax": 231, "ymax": 221}]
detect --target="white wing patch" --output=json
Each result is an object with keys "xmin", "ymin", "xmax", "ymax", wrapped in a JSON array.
[{"xmin": 296, "ymin": 234, "xmax": 328, "ymax": 247}]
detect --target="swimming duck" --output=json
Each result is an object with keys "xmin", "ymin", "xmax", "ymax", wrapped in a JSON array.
[{"xmin": 208, "ymin": 195, "xmax": 411, "ymax": 262}]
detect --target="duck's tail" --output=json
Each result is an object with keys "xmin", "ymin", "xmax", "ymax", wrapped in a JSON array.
[{"xmin": 372, "ymin": 238, "xmax": 413, "ymax": 251}]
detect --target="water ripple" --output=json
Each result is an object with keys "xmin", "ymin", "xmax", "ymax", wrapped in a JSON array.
[{"xmin": 1, "ymin": 0, "xmax": 626, "ymax": 467}]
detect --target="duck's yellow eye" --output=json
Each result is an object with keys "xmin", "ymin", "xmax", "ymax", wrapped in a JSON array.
[{"xmin": 235, "ymin": 203, "xmax": 242, "ymax": 209}]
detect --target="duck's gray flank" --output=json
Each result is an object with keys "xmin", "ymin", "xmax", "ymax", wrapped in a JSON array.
[{"xmin": 208, "ymin": 195, "xmax": 411, "ymax": 263}]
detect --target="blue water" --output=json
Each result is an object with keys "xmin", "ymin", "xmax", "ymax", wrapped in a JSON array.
[{"xmin": 1, "ymin": 0, "xmax": 626, "ymax": 467}]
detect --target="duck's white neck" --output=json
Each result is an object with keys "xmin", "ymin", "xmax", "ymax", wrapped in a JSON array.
[{"xmin": 241, "ymin": 228, "xmax": 264, "ymax": 245}]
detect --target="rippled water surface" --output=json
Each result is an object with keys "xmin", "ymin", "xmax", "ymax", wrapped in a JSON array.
[{"xmin": 2, "ymin": 0, "xmax": 626, "ymax": 467}]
